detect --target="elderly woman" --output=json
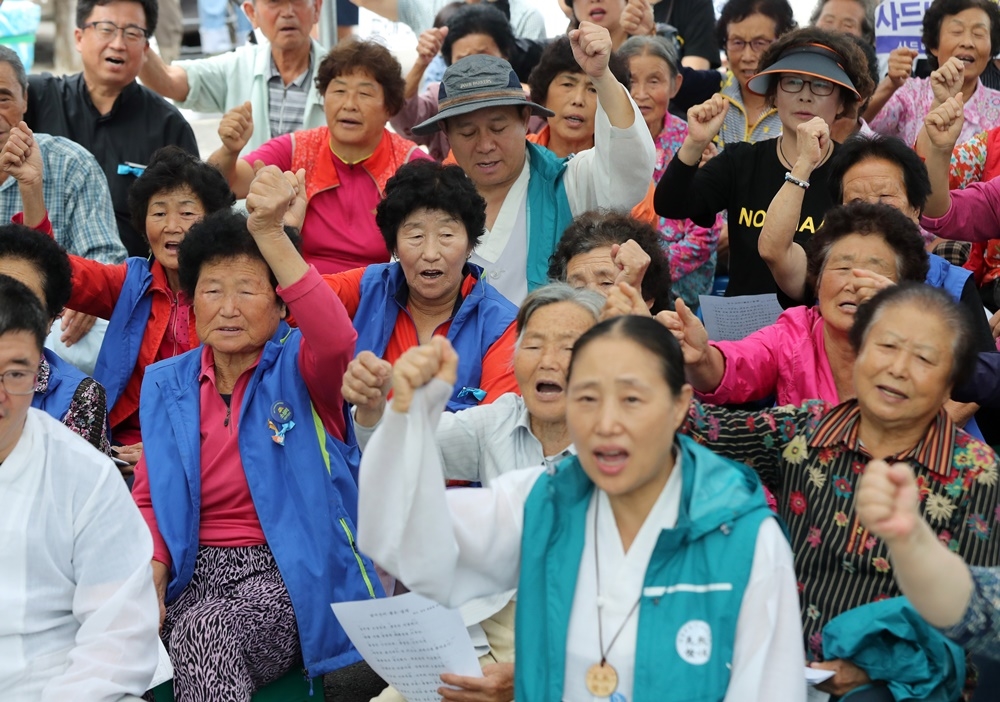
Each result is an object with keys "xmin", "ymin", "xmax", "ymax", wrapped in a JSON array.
[
  {"xmin": 548, "ymin": 210, "xmax": 674, "ymax": 313},
  {"xmin": 811, "ymin": 0, "xmax": 874, "ymax": 42},
  {"xmin": 714, "ymin": 0, "xmax": 797, "ymax": 148},
  {"xmin": 0, "ymin": 225, "xmax": 110, "ymax": 454},
  {"xmin": 347, "ymin": 283, "xmax": 603, "ymax": 702},
  {"xmin": 131, "ymin": 169, "xmax": 382, "ymax": 700},
  {"xmin": 210, "ymin": 40, "xmax": 430, "ymax": 274},
  {"xmin": 324, "ymin": 160, "xmax": 518, "ymax": 412},
  {"xmin": 654, "ymin": 28, "xmax": 875, "ymax": 299},
  {"xmin": 682, "ymin": 282, "xmax": 1000, "ymax": 698},
  {"xmin": 868, "ymin": 0, "xmax": 1000, "ymax": 147},
  {"xmin": 18, "ymin": 145, "xmax": 235, "ymax": 465},
  {"xmin": 524, "ymin": 36, "xmax": 630, "ymax": 159},
  {"xmin": 618, "ymin": 35, "xmax": 724, "ymax": 308},
  {"xmin": 662, "ymin": 202, "xmax": 928, "ymax": 407},
  {"xmin": 357, "ymin": 317, "xmax": 806, "ymax": 701}
]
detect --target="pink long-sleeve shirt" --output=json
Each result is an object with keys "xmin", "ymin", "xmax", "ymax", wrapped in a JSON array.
[
  {"xmin": 698, "ymin": 305, "xmax": 840, "ymax": 407},
  {"xmin": 133, "ymin": 266, "xmax": 356, "ymax": 566},
  {"xmin": 921, "ymin": 176, "xmax": 1000, "ymax": 243}
]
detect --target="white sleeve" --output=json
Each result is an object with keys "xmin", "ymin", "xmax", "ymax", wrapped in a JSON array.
[
  {"xmin": 40, "ymin": 462, "xmax": 159, "ymax": 702},
  {"xmin": 724, "ymin": 517, "xmax": 807, "ymax": 702},
  {"xmin": 434, "ymin": 407, "xmax": 486, "ymax": 482},
  {"xmin": 357, "ymin": 379, "xmax": 543, "ymax": 608},
  {"xmin": 563, "ymin": 91, "xmax": 656, "ymax": 215}
]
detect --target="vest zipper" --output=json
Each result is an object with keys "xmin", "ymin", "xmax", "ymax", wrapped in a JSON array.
[{"xmin": 339, "ymin": 518, "xmax": 377, "ymax": 598}]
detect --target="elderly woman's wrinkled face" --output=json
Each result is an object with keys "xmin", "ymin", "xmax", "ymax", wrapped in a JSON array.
[
  {"xmin": 817, "ymin": 233, "xmax": 898, "ymax": 334},
  {"xmin": 544, "ymin": 71, "xmax": 598, "ymax": 148},
  {"xmin": 629, "ymin": 53, "xmax": 680, "ymax": 137},
  {"xmin": 841, "ymin": 158, "xmax": 920, "ymax": 223},
  {"xmin": 933, "ymin": 7, "xmax": 992, "ymax": 81},
  {"xmin": 450, "ymin": 32, "xmax": 504, "ymax": 63},
  {"xmin": 814, "ymin": 0, "xmax": 866, "ymax": 37},
  {"xmin": 146, "ymin": 185, "xmax": 207, "ymax": 272},
  {"xmin": 854, "ymin": 301, "xmax": 954, "ymax": 431},
  {"xmin": 395, "ymin": 208, "xmax": 471, "ymax": 307},
  {"xmin": 324, "ymin": 69, "xmax": 392, "ymax": 153},
  {"xmin": 726, "ymin": 13, "xmax": 779, "ymax": 92},
  {"xmin": 567, "ymin": 335, "xmax": 691, "ymax": 504},
  {"xmin": 514, "ymin": 301, "xmax": 596, "ymax": 425},
  {"xmin": 565, "ymin": 245, "xmax": 617, "ymax": 295},
  {"xmin": 193, "ymin": 255, "xmax": 284, "ymax": 356}
]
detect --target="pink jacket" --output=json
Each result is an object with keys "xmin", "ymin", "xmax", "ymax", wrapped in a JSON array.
[{"xmin": 698, "ymin": 305, "xmax": 840, "ymax": 406}]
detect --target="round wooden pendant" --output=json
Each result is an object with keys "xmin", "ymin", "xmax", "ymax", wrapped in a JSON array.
[{"xmin": 585, "ymin": 661, "xmax": 619, "ymax": 697}]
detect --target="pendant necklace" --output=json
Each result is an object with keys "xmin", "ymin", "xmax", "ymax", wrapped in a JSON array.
[{"xmin": 584, "ymin": 495, "xmax": 642, "ymax": 697}]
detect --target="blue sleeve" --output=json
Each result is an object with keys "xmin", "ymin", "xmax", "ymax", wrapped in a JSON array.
[{"xmin": 953, "ymin": 352, "xmax": 1000, "ymax": 406}]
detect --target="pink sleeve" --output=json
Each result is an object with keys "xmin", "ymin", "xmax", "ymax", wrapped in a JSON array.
[
  {"xmin": 131, "ymin": 454, "xmax": 172, "ymax": 568},
  {"xmin": 388, "ymin": 84, "xmax": 441, "ymax": 146},
  {"xmin": 921, "ymin": 178, "xmax": 1000, "ymax": 242},
  {"xmin": 278, "ymin": 265, "xmax": 357, "ymax": 440},
  {"xmin": 868, "ymin": 81, "xmax": 913, "ymax": 141},
  {"xmin": 243, "ymin": 133, "xmax": 294, "ymax": 171},
  {"xmin": 696, "ymin": 321, "xmax": 787, "ymax": 406}
]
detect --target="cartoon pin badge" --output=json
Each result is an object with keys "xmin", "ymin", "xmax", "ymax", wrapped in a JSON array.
[
  {"xmin": 457, "ymin": 386, "xmax": 487, "ymax": 402},
  {"xmin": 268, "ymin": 401, "xmax": 295, "ymax": 446}
]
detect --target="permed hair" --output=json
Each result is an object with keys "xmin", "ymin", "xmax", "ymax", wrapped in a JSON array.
[
  {"xmin": 827, "ymin": 133, "xmax": 932, "ymax": 214},
  {"xmin": 528, "ymin": 35, "xmax": 631, "ymax": 107},
  {"xmin": 0, "ymin": 223, "xmax": 73, "ymax": 319},
  {"xmin": 922, "ymin": 0, "xmax": 1000, "ymax": 69},
  {"xmin": 716, "ymin": 0, "xmax": 797, "ymax": 50},
  {"xmin": 315, "ymin": 40, "xmax": 406, "ymax": 116},
  {"xmin": 375, "ymin": 160, "xmax": 487, "ymax": 254},
  {"xmin": 515, "ymin": 282, "xmax": 604, "ymax": 341}
]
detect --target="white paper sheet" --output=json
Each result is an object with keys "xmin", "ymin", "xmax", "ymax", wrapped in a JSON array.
[
  {"xmin": 805, "ymin": 666, "xmax": 835, "ymax": 686},
  {"xmin": 150, "ymin": 639, "xmax": 173, "ymax": 688},
  {"xmin": 698, "ymin": 293, "xmax": 785, "ymax": 341},
  {"xmin": 332, "ymin": 592, "xmax": 483, "ymax": 701}
]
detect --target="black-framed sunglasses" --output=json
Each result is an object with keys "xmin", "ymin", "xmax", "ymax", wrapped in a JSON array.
[
  {"xmin": 82, "ymin": 20, "xmax": 150, "ymax": 44},
  {"xmin": 778, "ymin": 75, "xmax": 836, "ymax": 97}
]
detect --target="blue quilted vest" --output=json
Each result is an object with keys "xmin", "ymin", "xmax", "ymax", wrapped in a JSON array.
[
  {"xmin": 516, "ymin": 435, "xmax": 778, "ymax": 702},
  {"xmin": 925, "ymin": 253, "xmax": 971, "ymax": 303},
  {"xmin": 140, "ymin": 323, "xmax": 383, "ymax": 677},
  {"xmin": 352, "ymin": 262, "xmax": 517, "ymax": 411}
]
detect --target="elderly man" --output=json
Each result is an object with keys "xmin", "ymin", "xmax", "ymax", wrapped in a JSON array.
[
  {"xmin": 139, "ymin": 0, "xmax": 326, "ymax": 155},
  {"xmin": 414, "ymin": 22, "xmax": 655, "ymax": 305},
  {"xmin": 0, "ymin": 275, "xmax": 159, "ymax": 701},
  {"xmin": 25, "ymin": 0, "xmax": 198, "ymax": 259}
]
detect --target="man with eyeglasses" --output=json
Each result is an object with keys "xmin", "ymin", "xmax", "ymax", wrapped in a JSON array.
[
  {"xmin": 24, "ymin": 0, "xmax": 198, "ymax": 259},
  {"xmin": 139, "ymin": 0, "xmax": 327, "ymax": 156},
  {"xmin": 0, "ymin": 274, "xmax": 160, "ymax": 701}
]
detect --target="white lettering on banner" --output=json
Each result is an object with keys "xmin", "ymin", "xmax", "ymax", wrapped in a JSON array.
[{"xmin": 875, "ymin": 0, "xmax": 933, "ymax": 63}]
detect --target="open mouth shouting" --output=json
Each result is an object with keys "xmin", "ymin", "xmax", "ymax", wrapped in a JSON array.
[
  {"xmin": 534, "ymin": 378, "xmax": 565, "ymax": 401},
  {"xmin": 593, "ymin": 445, "xmax": 629, "ymax": 475}
]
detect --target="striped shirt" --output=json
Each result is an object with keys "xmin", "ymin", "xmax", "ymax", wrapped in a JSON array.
[
  {"xmin": 717, "ymin": 71, "xmax": 783, "ymax": 149},
  {"xmin": 684, "ymin": 398, "xmax": 1000, "ymax": 661},
  {"xmin": 0, "ymin": 133, "xmax": 125, "ymax": 264},
  {"xmin": 266, "ymin": 58, "xmax": 312, "ymax": 138}
]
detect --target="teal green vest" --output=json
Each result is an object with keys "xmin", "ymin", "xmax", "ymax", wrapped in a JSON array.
[
  {"xmin": 515, "ymin": 435, "xmax": 778, "ymax": 702},
  {"xmin": 525, "ymin": 141, "xmax": 574, "ymax": 291}
]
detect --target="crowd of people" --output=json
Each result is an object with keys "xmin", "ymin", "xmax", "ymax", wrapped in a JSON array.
[{"xmin": 7, "ymin": 0, "xmax": 1000, "ymax": 700}]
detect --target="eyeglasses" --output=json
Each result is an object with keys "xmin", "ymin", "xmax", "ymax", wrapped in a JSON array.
[
  {"xmin": 726, "ymin": 38, "xmax": 774, "ymax": 54},
  {"xmin": 778, "ymin": 75, "xmax": 837, "ymax": 97},
  {"xmin": 82, "ymin": 21, "xmax": 150, "ymax": 44},
  {"xmin": 0, "ymin": 369, "xmax": 37, "ymax": 396}
]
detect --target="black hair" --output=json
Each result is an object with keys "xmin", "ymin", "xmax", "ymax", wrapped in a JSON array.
[
  {"xmin": 315, "ymin": 40, "xmax": 406, "ymax": 116},
  {"xmin": 441, "ymin": 3, "xmax": 516, "ymax": 65},
  {"xmin": 0, "ymin": 273, "xmax": 48, "ymax": 352},
  {"xmin": 846, "ymin": 33, "xmax": 879, "ymax": 114},
  {"xmin": 128, "ymin": 146, "xmax": 236, "ymax": 243},
  {"xmin": 434, "ymin": 1, "xmax": 465, "ymax": 28},
  {"xmin": 177, "ymin": 209, "xmax": 301, "ymax": 300},
  {"xmin": 716, "ymin": 0, "xmax": 797, "ymax": 50},
  {"xmin": 76, "ymin": 0, "xmax": 158, "ymax": 35},
  {"xmin": 849, "ymin": 282, "xmax": 977, "ymax": 386},
  {"xmin": 0, "ymin": 224, "xmax": 72, "ymax": 319},
  {"xmin": 375, "ymin": 161, "xmax": 486, "ymax": 254},
  {"xmin": 805, "ymin": 202, "xmax": 930, "ymax": 294},
  {"xmin": 922, "ymin": 0, "xmax": 1000, "ymax": 69},
  {"xmin": 568, "ymin": 315, "xmax": 686, "ymax": 397},
  {"xmin": 828, "ymin": 133, "xmax": 932, "ymax": 214},
  {"xmin": 809, "ymin": 0, "xmax": 876, "ymax": 45},
  {"xmin": 548, "ymin": 210, "xmax": 673, "ymax": 314},
  {"xmin": 756, "ymin": 27, "xmax": 876, "ymax": 118},
  {"xmin": 528, "ymin": 36, "xmax": 631, "ymax": 107}
]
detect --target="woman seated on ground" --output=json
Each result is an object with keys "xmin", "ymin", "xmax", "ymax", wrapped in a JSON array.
[
  {"xmin": 858, "ymin": 458, "xmax": 1000, "ymax": 663},
  {"xmin": 0, "ymin": 224, "xmax": 109, "ymax": 454},
  {"xmin": 345, "ymin": 282, "xmax": 604, "ymax": 701},
  {"xmin": 323, "ymin": 160, "xmax": 519, "ymax": 412},
  {"xmin": 867, "ymin": 0, "xmax": 1000, "ymax": 147},
  {"xmin": 619, "ymin": 35, "xmax": 724, "ymax": 308},
  {"xmin": 525, "ymin": 35, "xmax": 630, "ymax": 159},
  {"xmin": 132, "ymin": 169, "xmax": 382, "ymax": 700},
  {"xmin": 358, "ymin": 317, "xmax": 806, "ymax": 701},
  {"xmin": 682, "ymin": 283, "xmax": 1000, "ymax": 698},
  {"xmin": 661, "ymin": 202, "xmax": 929, "ymax": 406},
  {"xmin": 547, "ymin": 210, "xmax": 674, "ymax": 313},
  {"xmin": 654, "ymin": 27, "xmax": 875, "ymax": 299},
  {"xmin": 211, "ymin": 40, "xmax": 430, "ymax": 274},
  {"xmin": 8, "ymin": 141, "xmax": 235, "ymax": 468}
]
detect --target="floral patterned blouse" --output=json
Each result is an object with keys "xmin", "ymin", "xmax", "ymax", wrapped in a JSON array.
[
  {"xmin": 944, "ymin": 566, "xmax": 1000, "ymax": 660},
  {"xmin": 36, "ymin": 356, "xmax": 112, "ymax": 456},
  {"xmin": 652, "ymin": 113, "xmax": 724, "ymax": 308},
  {"xmin": 683, "ymin": 398, "xmax": 1000, "ymax": 663}
]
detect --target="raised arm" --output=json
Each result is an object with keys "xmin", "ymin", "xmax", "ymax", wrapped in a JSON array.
[
  {"xmin": 757, "ymin": 118, "xmax": 828, "ymax": 302},
  {"xmin": 862, "ymin": 47, "xmax": 917, "ymax": 124},
  {"xmin": 138, "ymin": 47, "xmax": 191, "ymax": 102},
  {"xmin": 922, "ymin": 94, "xmax": 965, "ymax": 218},
  {"xmin": 1, "ymin": 121, "xmax": 47, "ymax": 228},
  {"xmin": 655, "ymin": 299, "xmax": 725, "ymax": 392},
  {"xmin": 207, "ymin": 102, "xmax": 257, "ymax": 197}
]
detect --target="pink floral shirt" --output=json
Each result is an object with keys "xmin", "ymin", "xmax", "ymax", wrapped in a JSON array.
[{"xmin": 869, "ymin": 78, "xmax": 1000, "ymax": 148}]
